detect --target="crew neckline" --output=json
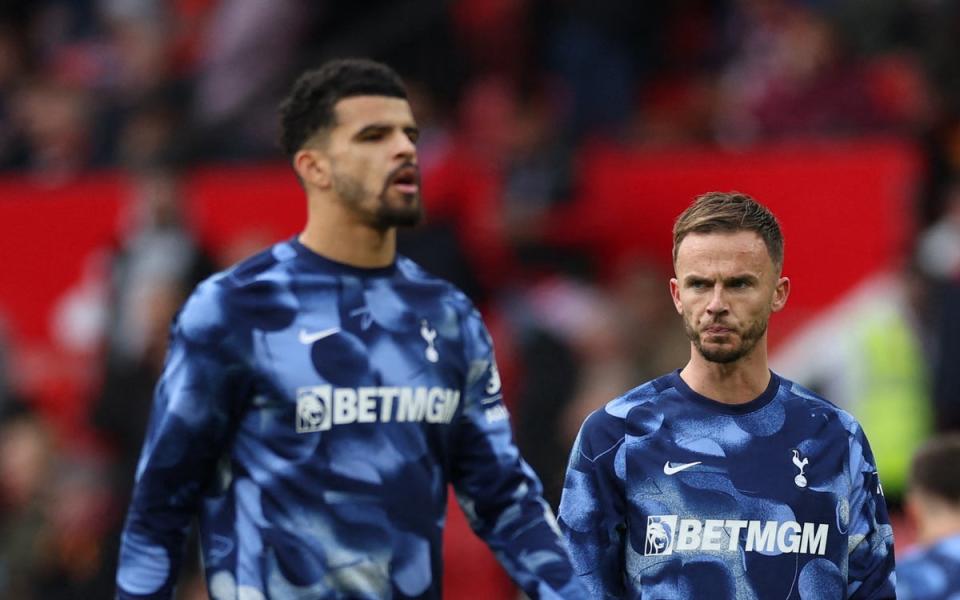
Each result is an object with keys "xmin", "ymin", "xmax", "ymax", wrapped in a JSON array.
[
  {"xmin": 669, "ymin": 369, "xmax": 781, "ymax": 415},
  {"xmin": 288, "ymin": 237, "xmax": 398, "ymax": 277}
]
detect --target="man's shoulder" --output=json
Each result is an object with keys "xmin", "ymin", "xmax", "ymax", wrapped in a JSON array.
[
  {"xmin": 897, "ymin": 535, "xmax": 960, "ymax": 596},
  {"xmin": 777, "ymin": 373, "xmax": 863, "ymax": 435},
  {"xmin": 396, "ymin": 255, "xmax": 469, "ymax": 298},
  {"xmin": 607, "ymin": 375, "xmax": 673, "ymax": 416},
  {"xmin": 577, "ymin": 377, "xmax": 670, "ymax": 448},
  {"xmin": 921, "ymin": 534, "xmax": 960, "ymax": 567},
  {"xmin": 395, "ymin": 255, "xmax": 482, "ymax": 325},
  {"xmin": 177, "ymin": 241, "xmax": 296, "ymax": 338}
]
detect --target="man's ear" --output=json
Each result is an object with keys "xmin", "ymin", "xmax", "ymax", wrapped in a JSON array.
[
  {"xmin": 772, "ymin": 276, "xmax": 790, "ymax": 313},
  {"xmin": 293, "ymin": 148, "xmax": 331, "ymax": 189},
  {"xmin": 669, "ymin": 278, "xmax": 683, "ymax": 315}
]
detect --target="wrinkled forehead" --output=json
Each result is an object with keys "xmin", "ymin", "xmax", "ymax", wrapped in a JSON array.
[{"xmin": 674, "ymin": 230, "xmax": 775, "ymax": 275}]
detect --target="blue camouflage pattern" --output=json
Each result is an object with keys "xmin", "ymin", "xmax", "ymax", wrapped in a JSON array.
[
  {"xmin": 116, "ymin": 238, "xmax": 584, "ymax": 599},
  {"xmin": 897, "ymin": 534, "xmax": 960, "ymax": 600},
  {"xmin": 558, "ymin": 370, "xmax": 896, "ymax": 599}
]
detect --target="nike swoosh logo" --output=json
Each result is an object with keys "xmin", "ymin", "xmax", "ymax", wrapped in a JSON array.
[
  {"xmin": 663, "ymin": 461, "xmax": 702, "ymax": 475},
  {"xmin": 298, "ymin": 327, "xmax": 341, "ymax": 344}
]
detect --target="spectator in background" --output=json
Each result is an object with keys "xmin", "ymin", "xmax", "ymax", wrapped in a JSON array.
[
  {"xmin": 716, "ymin": 1, "xmax": 888, "ymax": 144},
  {"xmin": 189, "ymin": 0, "xmax": 312, "ymax": 160},
  {"xmin": 510, "ymin": 272, "xmax": 629, "ymax": 509},
  {"xmin": 0, "ymin": 409, "xmax": 56, "ymax": 599},
  {"xmin": 917, "ymin": 181, "xmax": 960, "ymax": 282},
  {"xmin": 0, "ymin": 9, "xmax": 31, "ymax": 169},
  {"xmin": 907, "ymin": 182, "xmax": 960, "ymax": 433},
  {"xmin": 88, "ymin": 163, "xmax": 213, "ymax": 594},
  {"xmin": 9, "ymin": 76, "xmax": 94, "ymax": 180},
  {"xmin": 897, "ymin": 435, "xmax": 960, "ymax": 599},
  {"xmin": 99, "ymin": 165, "xmax": 212, "ymax": 364},
  {"xmin": 932, "ymin": 279, "xmax": 960, "ymax": 433},
  {"xmin": 0, "ymin": 406, "xmax": 118, "ymax": 599}
]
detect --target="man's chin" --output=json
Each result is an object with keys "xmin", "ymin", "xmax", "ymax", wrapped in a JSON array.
[
  {"xmin": 375, "ymin": 205, "xmax": 423, "ymax": 228},
  {"xmin": 696, "ymin": 341, "xmax": 745, "ymax": 364}
]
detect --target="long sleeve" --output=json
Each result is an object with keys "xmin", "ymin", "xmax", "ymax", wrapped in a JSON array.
[
  {"xmin": 558, "ymin": 408, "xmax": 627, "ymax": 599},
  {"xmin": 449, "ymin": 308, "xmax": 586, "ymax": 599},
  {"xmin": 116, "ymin": 284, "xmax": 247, "ymax": 599},
  {"xmin": 846, "ymin": 424, "xmax": 897, "ymax": 599}
]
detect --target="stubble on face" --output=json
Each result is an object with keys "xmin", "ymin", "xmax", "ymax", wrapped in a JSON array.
[
  {"xmin": 682, "ymin": 311, "xmax": 768, "ymax": 364},
  {"xmin": 331, "ymin": 162, "xmax": 422, "ymax": 229},
  {"xmin": 672, "ymin": 230, "xmax": 781, "ymax": 366}
]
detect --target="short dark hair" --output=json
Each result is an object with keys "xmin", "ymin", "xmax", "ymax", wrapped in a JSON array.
[
  {"xmin": 673, "ymin": 191, "xmax": 785, "ymax": 271},
  {"xmin": 909, "ymin": 435, "xmax": 960, "ymax": 504},
  {"xmin": 278, "ymin": 58, "xmax": 407, "ymax": 158}
]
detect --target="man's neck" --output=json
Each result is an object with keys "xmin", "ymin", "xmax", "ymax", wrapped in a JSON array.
[
  {"xmin": 299, "ymin": 200, "xmax": 396, "ymax": 268},
  {"xmin": 679, "ymin": 344, "xmax": 771, "ymax": 404}
]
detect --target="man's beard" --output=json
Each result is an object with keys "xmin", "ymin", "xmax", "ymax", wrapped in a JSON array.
[
  {"xmin": 333, "ymin": 168, "xmax": 422, "ymax": 229},
  {"xmin": 683, "ymin": 315, "xmax": 768, "ymax": 364}
]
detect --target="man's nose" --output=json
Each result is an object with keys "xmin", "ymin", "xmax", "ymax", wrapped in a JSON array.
[
  {"xmin": 705, "ymin": 286, "xmax": 728, "ymax": 315},
  {"xmin": 394, "ymin": 133, "xmax": 416, "ymax": 159}
]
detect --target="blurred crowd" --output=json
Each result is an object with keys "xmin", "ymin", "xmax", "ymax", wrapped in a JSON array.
[{"xmin": 3, "ymin": 0, "xmax": 960, "ymax": 597}]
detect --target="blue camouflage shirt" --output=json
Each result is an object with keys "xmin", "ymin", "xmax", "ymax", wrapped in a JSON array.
[
  {"xmin": 116, "ymin": 238, "xmax": 584, "ymax": 599},
  {"xmin": 559, "ymin": 370, "xmax": 896, "ymax": 599}
]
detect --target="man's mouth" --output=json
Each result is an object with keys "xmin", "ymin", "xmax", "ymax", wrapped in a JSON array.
[
  {"xmin": 704, "ymin": 325, "xmax": 734, "ymax": 336},
  {"xmin": 389, "ymin": 165, "xmax": 419, "ymax": 195}
]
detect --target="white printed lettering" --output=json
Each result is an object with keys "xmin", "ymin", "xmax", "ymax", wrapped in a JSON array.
[
  {"xmin": 800, "ymin": 523, "xmax": 829, "ymax": 555},
  {"xmin": 379, "ymin": 387, "xmax": 396, "ymax": 422},
  {"xmin": 746, "ymin": 521, "xmax": 778, "ymax": 553},
  {"xmin": 357, "ymin": 387, "xmax": 377, "ymax": 423},
  {"xmin": 676, "ymin": 519, "xmax": 703, "ymax": 550},
  {"xmin": 777, "ymin": 521, "xmax": 801, "ymax": 553},
  {"xmin": 701, "ymin": 519, "xmax": 725, "ymax": 551},
  {"xmin": 644, "ymin": 515, "xmax": 830, "ymax": 557},
  {"xmin": 725, "ymin": 520, "xmax": 748, "ymax": 551},
  {"xmin": 426, "ymin": 388, "xmax": 446, "ymax": 423},
  {"xmin": 333, "ymin": 388, "xmax": 357, "ymax": 424}
]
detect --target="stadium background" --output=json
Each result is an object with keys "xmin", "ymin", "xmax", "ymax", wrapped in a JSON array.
[{"xmin": 0, "ymin": 1, "xmax": 957, "ymax": 598}]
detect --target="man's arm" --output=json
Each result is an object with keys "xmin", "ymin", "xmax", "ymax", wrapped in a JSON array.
[
  {"xmin": 448, "ymin": 308, "xmax": 586, "ymax": 599},
  {"xmin": 558, "ymin": 408, "xmax": 627, "ymax": 598},
  {"xmin": 846, "ymin": 423, "xmax": 897, "ymax": 599},
  {"xmin": 116, "ymin": 284, "xmax": 244, "ymax": 599}
]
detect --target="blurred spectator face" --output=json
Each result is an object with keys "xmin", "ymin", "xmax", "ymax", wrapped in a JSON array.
[
  {"xmin": 12, "ymin": 78, "xmax": 92, "ymax": 175},
  {"xmin": 118, "ymin": 106, "xmax": 178, "ymax": 168},
  {"xmin": 99, "ymin": 1, "xmax": 173, "ymax": 97},
  {"xmin": 45, "ymin": 458, "xmax": 114, "ymax": 578},
  {"xmin": 109, "ymin": 17, "xmax": 171, "ymax": 95},
  {"xmin": 131, "ymin": 168, "xmax": 183, "ymax": 229},
  {"xmin": 0, "ymin": 415, "xmax": 53, "ymax": 510}
]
